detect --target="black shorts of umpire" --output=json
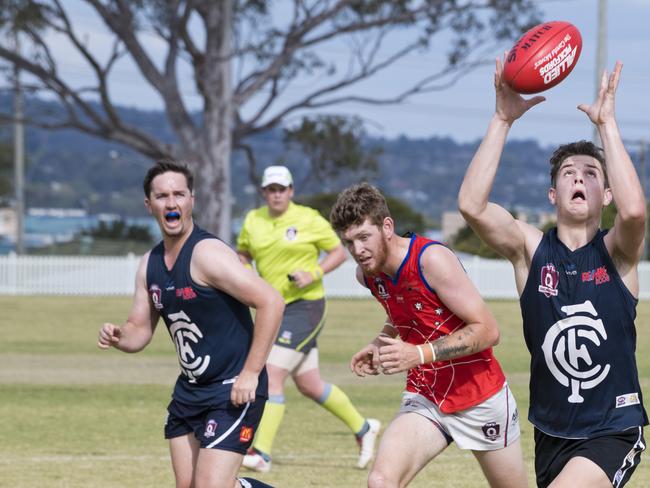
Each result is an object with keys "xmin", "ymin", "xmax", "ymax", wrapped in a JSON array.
[{"xmin": 534, "ymin": 426, "xmax": 646, "ymax": 488}]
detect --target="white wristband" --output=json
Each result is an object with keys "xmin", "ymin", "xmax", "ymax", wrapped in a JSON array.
[
  {"xmin": 416, "ymin": 345, "xmax": 425, "ymax": 365},
  {"xmin": 428, "ymin": 342, "xmax": 436, "ymax": 362}
]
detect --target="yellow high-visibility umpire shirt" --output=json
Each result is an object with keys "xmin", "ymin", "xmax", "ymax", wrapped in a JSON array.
[{"xmin": 236, "ymin": 202, "xmax": 341, "ymax": 304}]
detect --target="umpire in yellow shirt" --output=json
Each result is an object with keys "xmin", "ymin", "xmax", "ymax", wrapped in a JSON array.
[{"xmin": 237, "ymin": 165, "xmax": 380, "ymax": 473}]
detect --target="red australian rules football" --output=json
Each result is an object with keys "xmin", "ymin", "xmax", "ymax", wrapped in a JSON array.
[{"xmin": 503, "ymin": 21, "xmax": 582, "ymax": 94}]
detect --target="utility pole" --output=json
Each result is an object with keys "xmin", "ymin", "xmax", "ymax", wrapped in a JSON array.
[
  {"xmin": 13, "ymin": 32, "xmax": 25, "ymax": 255},
  {"xmin": 593, "ymin": 0, "xmax": 607, "ymax": 144}
]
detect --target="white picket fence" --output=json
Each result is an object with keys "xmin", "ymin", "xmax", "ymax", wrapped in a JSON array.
[{"xmin": 2, "ymin": 253, "xmax": 650, "ymax": 299}]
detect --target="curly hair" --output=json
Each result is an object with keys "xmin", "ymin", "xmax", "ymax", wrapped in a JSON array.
[{"xmin": 330, "ymin": 183, "xmax": 390, "ymax": 234}]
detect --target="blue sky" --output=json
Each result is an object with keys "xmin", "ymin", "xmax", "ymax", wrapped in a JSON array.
[{"xmin": 52, "ymin": 0, "xmax": 650, "ymax": 148}]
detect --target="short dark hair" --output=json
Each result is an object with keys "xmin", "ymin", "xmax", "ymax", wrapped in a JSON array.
[
  {"xmin": 549, "ymin": 140, "xmax": 608, "ymax": 187},
  {"xmin": 143, "ymin": 159, "xmax": 194, "ymax": 197},
  {"xmin": 330, "ymin": 183, "xmax": 391, "ymax": 234}
]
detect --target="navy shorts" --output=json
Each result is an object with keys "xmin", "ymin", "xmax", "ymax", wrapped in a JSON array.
[
  {"xmin": 164, "ymin": 396, "xmax": 266, "ymax": 454},
  {"xmin": 534, "ymin": 426, "xmax": 646, "ymax": 487}
]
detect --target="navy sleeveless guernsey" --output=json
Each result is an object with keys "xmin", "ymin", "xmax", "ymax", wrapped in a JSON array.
[
  {"xmin": 521, "ymin": 227, "xmax": 647, "ymax": 438},
  {"xmin": 146, "ymin": 225, "xmax": 267, "ymax": 405}
]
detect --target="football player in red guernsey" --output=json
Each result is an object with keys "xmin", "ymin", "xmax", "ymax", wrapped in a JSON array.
[{"xmin": 330, "ymin": 183, "xmax": 527, "ymax": 488}]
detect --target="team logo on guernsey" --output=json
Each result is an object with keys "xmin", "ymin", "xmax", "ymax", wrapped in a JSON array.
[
  {"xmin": 285, "ymin": 226, "xmax": 298, "ymax": 241},
  {"xmin": 149, "ymin": 284, "xmax": 163, "ymax": 310},
  {"xmin": 168, "ymin": 310, "xmax": 211, "ymax": 382},
  {"xmin": 538, "ymin": 263, "xmax": 559, "ymax": 297},
  {"xmin": 374, "ymin": 277, "xmax": 390, "ymax": 299},
  {"xmin": 239, "ymin": 426, "xmax": 254, "ymax": 443},
  {"xmin": 482, "ymin": 422, "xmax": 501, "ymax": 441},
  {"xmin": 204, "ymin": 419, "xmax": 218, "ymax": 438},
  {"xmin": 541, "ymin": 300, "xmax": 610, "ymax": 403}
]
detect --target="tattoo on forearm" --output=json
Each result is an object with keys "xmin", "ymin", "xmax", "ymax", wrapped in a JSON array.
[{"xmin": 433, "ymin": 325, "xmax": 480, "ymax": 362}]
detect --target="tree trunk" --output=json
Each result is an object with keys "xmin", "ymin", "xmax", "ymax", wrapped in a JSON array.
[{"xmin": 190, "ymin": 0, "xmax": 233, "ymax": 243}]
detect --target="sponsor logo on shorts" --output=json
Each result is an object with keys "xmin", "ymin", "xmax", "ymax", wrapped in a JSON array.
[
  {"xmin": 538, "ymin": 263, "xmax": 559, "ymax": 297},
  {"xmin": 240, "ymin": 426, "xmax": 254, "ymax": 443},
  {"xmin": 204, "ymin": 419, "xmax": 218, "ymax": 438},
  {"xmin": 482, "ymin": 422, "xmax": 501, "ymax": 441},
  {"xmin": 512, "ymin": 408, "xmax": 519, "ymax": 424},
  {"xmin": 616, "ymin": 393, "xmax": 640, "ymax": 408},
  {"xmin": 278, "ymin": 330, "xmax": 292, "ymax": 345},
  {"xmin": 149, "ymin": 284, "xmax": 163, "ymax": 310}
]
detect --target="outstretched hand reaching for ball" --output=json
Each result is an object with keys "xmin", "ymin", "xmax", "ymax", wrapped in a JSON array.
[
  {"xmin": 578, "ymin": 61, "xmax": 622, "ymax": 127},
  {"xmin": 494, "ymin": 57, "xmax": 546, "ymax": 125}
]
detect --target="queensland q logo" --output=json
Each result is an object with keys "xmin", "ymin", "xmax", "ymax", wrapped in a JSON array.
[
  {"xmin": 168, "ymin": 310, "xmax": 210, "ymax": 383},
  {"xmin": 541, "ymin": 300, "xmax": 610, "ymax": 403}
]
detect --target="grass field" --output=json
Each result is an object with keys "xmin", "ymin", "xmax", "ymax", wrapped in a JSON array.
[{"xmin": 1, "ymin": 296, "xmax": 649, "ymax": 487}]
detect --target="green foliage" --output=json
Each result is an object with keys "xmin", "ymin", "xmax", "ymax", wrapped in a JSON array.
[
  {"xmin": 296, "ymin": 191, "xmax": 427, "ymax": 234},
  {"xmin": 451, "ymin": 224, "xmax": 502, "ymax": 258},
  {"xmin": 0, "ymin": 0, "xmax": 47, "ymax": 31},
  {"xmin": 283, "ymin": 115, "xmax": 381, "ymax": 185},
  {"xmin": 602, "ymin": 201, "xmax": 617, "ymax": 230}
]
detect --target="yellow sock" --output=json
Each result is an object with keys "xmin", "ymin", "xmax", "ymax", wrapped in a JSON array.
[
  {"xmin": 253, "ymin": 397, "xmax": 286, "ymax": 456},
  {"xmin": 319, "ymin": 383, "xmax": 366, "ymax": 435}
]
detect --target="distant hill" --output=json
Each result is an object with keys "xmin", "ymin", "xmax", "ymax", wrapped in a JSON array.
[{"xmin": 3, "ymin": 95, "xmax": 614, "ymax": 223}]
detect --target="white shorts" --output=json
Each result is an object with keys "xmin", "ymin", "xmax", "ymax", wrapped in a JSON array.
[
  {"xmin": 397, "ymin": 382, "xmax": 521, "ymax": 451},
  {"xmin": 267, "ymin": 344, "xmax": 319, "ymax": 376}
]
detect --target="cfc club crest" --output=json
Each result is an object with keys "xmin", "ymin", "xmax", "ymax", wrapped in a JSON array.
[
  {"xmin": 538, "ymin": 263, "xmax": 559, "ymax": 297},
  {"xmin": 168, "ymin": 310, "xmax": 211, "ymax": 382},
  {"xmin": 541, "ymin": 300, "xmax": 610, "ymax": 403}
]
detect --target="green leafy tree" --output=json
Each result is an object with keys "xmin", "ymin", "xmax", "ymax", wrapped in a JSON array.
[
  {"xmin": 81, "ymin": 219, "xmax": 153, "ymax": 242},
  {"xmin": 283, "ymin": 115, "xmax": 381, "ymax": 187},
  {"xmin": 0, "ymin": 0, "xmax": 540, "ymax": 240},
  {"xmin": 451, "ymin": 225, "xmax": 502, "ymax": 259}
]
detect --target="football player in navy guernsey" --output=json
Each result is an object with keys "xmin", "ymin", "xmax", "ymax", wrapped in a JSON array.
[
  {"xmin": 460, "ymin": 59, "xmax": 647, "ymax": 487},
  {"xmin": 97, "ymin": 160, "xmax": 284, "ymax": 488}
]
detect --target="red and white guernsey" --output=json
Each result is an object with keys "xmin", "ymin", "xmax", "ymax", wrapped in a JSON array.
[{"xmin": 365, "ymin": 234, "xmax": 505, "ymax": 413}]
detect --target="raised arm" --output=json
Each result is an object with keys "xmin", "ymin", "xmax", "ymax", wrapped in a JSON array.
[
  {"xmin": 97, "ymin": 252, "xmax": 159, "ymax": 353},
  {"xmin": 581, "ymin": 62, "xmax": 646, "ymax": 293},
  {"xmin": 458, "ymin": 58, "xmax": 544, "ymax": 273},
  {"xmin": 192, "ymin": 239, "xmax": 284, "ymax": 406},
  {"xmin": 378, "ymin": 245, "xmax": 500, "ymax": 374}
]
